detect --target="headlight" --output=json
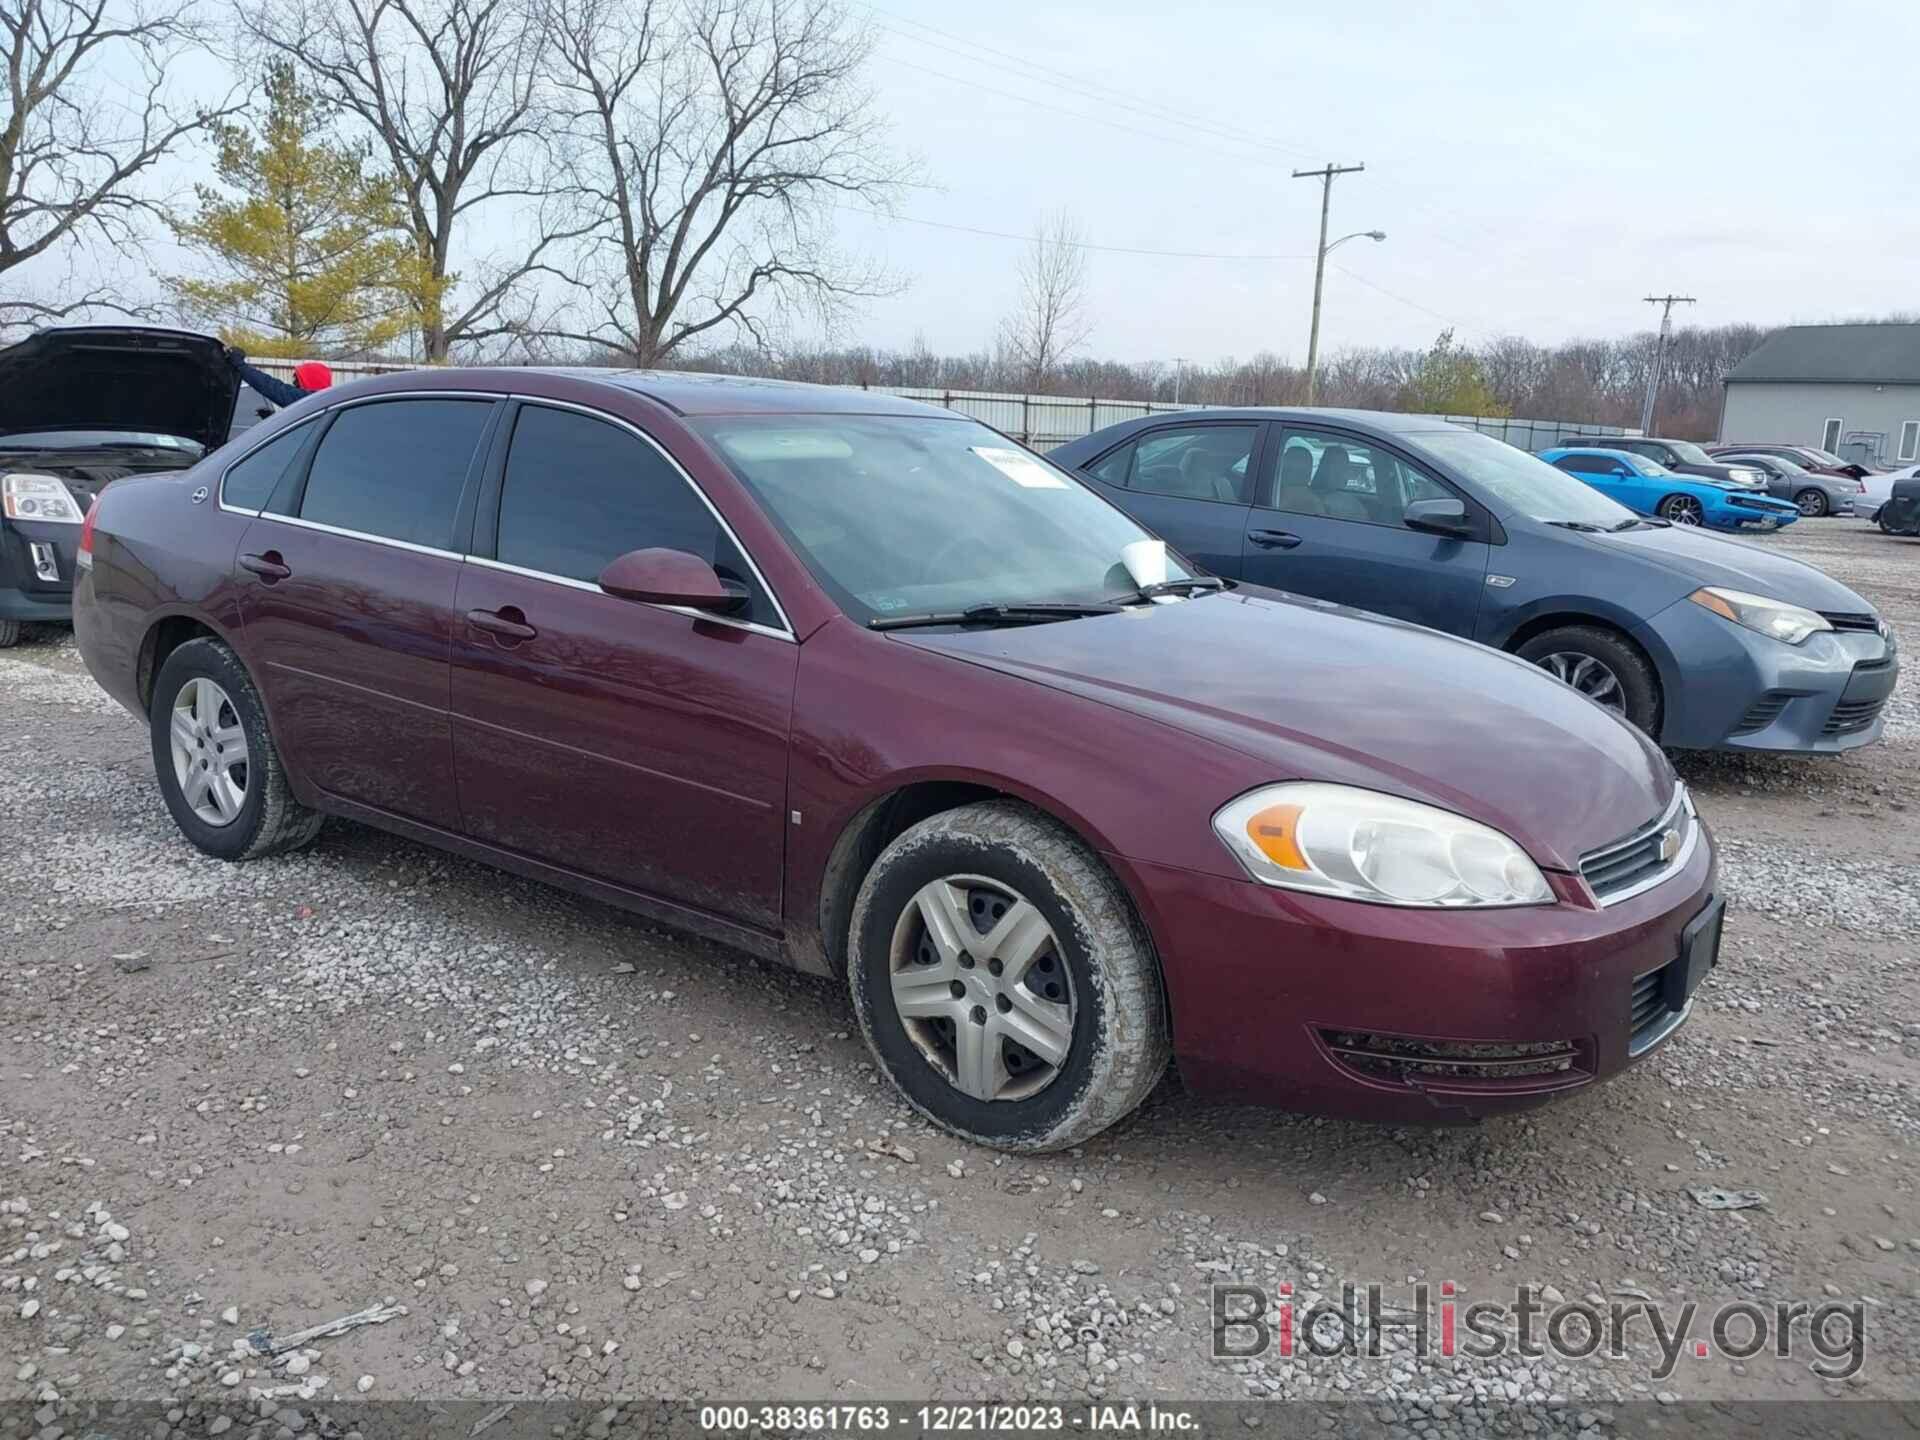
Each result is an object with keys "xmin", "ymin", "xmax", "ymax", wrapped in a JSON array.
[
  {"xmin": 2, "ymin": 472, "xmax": 85, "ymax": 523},
  {"xmin": 1688, "ymin": 585, "xmax": 1831, "ymax": 645},
  {"xmin": 1212, "ymin": 782, "xmax": 1552, "ymax": 908},
  {"xmin": 1730, "ymin": 468, "xmax": 1764, "ymax": 486}
]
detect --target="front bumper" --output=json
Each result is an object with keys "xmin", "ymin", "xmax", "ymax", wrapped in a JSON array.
[
  {"xmin": 1640, "ymin": 598, "xmax": 1898, "ymax": 752},
  {"xmin": 1119, "ymin": 830, "xmax": 1718, "ymax": 1122},
  {"xmin": 0, "ymin": 517, "xmax": 80, "ymax": 622},
  {"xmin": 1704, "ymin": 494, "xmax": 1799, "ymax": 532}
]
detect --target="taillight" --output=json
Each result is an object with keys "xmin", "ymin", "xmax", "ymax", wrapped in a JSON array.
[{"xmin": 77, "ymin": 494, "xmax": 100, "ymax": 566}]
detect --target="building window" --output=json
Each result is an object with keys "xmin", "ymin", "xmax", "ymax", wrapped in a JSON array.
[
  {"xmin": 1900, "ymin": 421, "xmax": 1919, "ymax": 463},
  {"xmin": 1822, "ymin": 417, "xmax": 1844, "ymax": 453}
]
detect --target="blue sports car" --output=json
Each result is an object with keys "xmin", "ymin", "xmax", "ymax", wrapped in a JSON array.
[{"xmin": 1538, "ymin": 447, "xmax": 1801, "ymax": 532}]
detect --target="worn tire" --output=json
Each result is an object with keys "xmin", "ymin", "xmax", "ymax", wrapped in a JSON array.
[
  {"xmin": 0, "ymin": 619, "xmax": 19, "ymax": 648},
  {"xmin": 1794, "ymin": 487, "xmax": 1828, "ymax": 518},
  {"xmin": 1515, "ymin": 624, "xmax": 1663, "ymax": 737},
  {"xmin": 847, "ymin": 801, "xmax": 1170, "ymax": 1153},
  {"xmin": 150, "ymin": 637, "xmax": 323, "ymax": 861}
]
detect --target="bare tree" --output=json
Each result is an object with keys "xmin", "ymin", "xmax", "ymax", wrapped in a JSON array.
[
  {"xmin": 997, "ymin": 209, "xmax": 1091, "ymax": 390},
  {"xmin": 239, "ymin": 0, "xmax": 568, "ymax": 359},
  {"xmin": 537, "ymin": 0, "xmax": 907, "ymax": 366},
  {"xmin": 0, "ymin": 0, "xmax": 235, "ymax": 315}
]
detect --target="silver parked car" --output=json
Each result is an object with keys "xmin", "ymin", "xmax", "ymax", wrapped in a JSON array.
[{"xmin": 1714, "ymin": 452, "xmax": 1867, "ymax": 518}]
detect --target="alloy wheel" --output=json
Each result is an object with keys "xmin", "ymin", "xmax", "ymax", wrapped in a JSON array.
[
  {"xmin": 1660, "ymin": 495, "xmax": 1704, "ymax": 526},
  {"xmin": 888, "ymin": 875, "xmax": 1076, "ymax": 1103},
  {"xmin": 1795, "ymin": 488, "xmax": 1827, "ymax": 517},
  {"xmin": 168, "ymin": 677, "xmax": 250, "ymax": 826},
  {"xmin": 1535, "ymin": 652, "xmax": 1627, "ymax": 714}
]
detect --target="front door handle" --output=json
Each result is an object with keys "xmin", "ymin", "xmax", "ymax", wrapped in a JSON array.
[
  {"xmin": 1248, "ymin": 529, "xmax": 1303, "ymax": 550},
  {"xmin": 238, "ymin": 551, "xmax": 292, "ymax": 581},
  {"xmin": 466, "ymin": 607, "xmax": 537, "ymax": 642}
]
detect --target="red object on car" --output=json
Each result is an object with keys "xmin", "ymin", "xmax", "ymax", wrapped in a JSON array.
[{"xmin": 70, "ymin": 369, "xmax": 1720, "ymax": 1151}]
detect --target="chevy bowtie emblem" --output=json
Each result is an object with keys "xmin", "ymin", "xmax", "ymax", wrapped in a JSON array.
[{"xmin": 1658, "ymin": 827, "xmax": 1682, "ymax": 863}]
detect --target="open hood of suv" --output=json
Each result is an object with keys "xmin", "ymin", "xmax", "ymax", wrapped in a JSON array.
[{"xmin": 0, "ymin": 327, "xmax": 238, "ymax": 452}]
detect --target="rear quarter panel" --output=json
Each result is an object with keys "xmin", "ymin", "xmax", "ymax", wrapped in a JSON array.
[{"xmin": 75, "ymin": 461, "xmax": 254, "ymax": 716}]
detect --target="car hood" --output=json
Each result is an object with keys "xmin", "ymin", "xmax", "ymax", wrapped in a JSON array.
[
  {"xmin": 1581, "ymin": 523, "xmax": 1874, "ymax": 612},
  {"xmin": 898, "ymin": 591, "xmax": 1675, "ymax": 872},
  {"xmin": 0, "ymin": 327, "xmax": 237, "ymax": 452}
]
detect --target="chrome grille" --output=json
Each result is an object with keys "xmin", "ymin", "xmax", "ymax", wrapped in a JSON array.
[{"xmin": 1579, "ymin": 788, "xmax": 1695, "ymax": 905}]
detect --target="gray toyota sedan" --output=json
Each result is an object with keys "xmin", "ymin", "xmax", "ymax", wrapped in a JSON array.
[{"xmin": 1052, "ymin": 409, "xmax": 1898, "ymax": 753}]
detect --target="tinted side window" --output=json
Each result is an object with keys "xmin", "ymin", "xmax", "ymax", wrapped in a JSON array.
[
  {"xmin": 1124, "ymin": 425, "xmax": 1256, "ymax": 503},
  {"xmin": 1084, "ymin": 444, "xmax": 1134, "ymax": 487},
  {"xmin": 222, "ymin": 421, "xmax": 313, "ymax": 511},
  {"xmin": 299, "ymin": 400, "xmax": 492, "ymax": 549},
  {"xmin": 1555, "ymin": 454, "xmax": 1609, "ymax": 475},
  {"xmin": 495, "ymin": 405, "xmax": 765, "ymax": 623}
]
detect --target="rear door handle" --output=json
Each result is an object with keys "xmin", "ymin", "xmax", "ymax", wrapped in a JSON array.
[
  {"xmin": 466, "ymin": 607, "xmax": 537, "ymax": 642},
  {"xmin": 1248, "ymin": 529, "xmax": 1303, "ymax": 550},
  {"xmin": 238, "ymin": 551, "xmax": 292, "ymax": 581}
]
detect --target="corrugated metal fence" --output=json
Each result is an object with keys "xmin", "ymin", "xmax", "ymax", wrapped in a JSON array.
[
  {"xmin": 856, "ymin": 385, "xmax": 1628, "ymax": 453},
  {"xmin": 251, "ymin": 362, "xmax": 1626, "ymax": 453}
]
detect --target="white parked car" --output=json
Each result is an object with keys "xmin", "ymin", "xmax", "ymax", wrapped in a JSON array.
[{"xmin": 1862, "ymin": 464, "xmax": 1920, "ymax": 516}]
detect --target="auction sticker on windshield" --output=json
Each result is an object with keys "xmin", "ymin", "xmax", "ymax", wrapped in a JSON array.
[{"xmin": 972, "ymin": 446, "xmax": 1067, "ymax": 488}]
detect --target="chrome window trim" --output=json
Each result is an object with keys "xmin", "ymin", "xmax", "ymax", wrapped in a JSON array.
[
  {"xmin": 462, "ymin": 554, "xmax": 795, "ymax": 644},
  {"xmin": 218, "ymin": 391, "xmax": 502, "ymax": 518},
  {"xmin": 1581, "ymin": 785, "xmax": 1699, "ymax": 908},
  {"xmin": 495, "ymin": 393, "xmax": 796, "ymax": 639},
  {"xmin": 251, "ymin": 510, "xmax": 465, "ymax": 561},
  {"xmin": 218, "ymin": 387, "xmax": 799, "ymax": 640}
]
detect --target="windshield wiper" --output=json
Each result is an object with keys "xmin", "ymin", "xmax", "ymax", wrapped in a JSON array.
[
  {"xmin": 1544, "ymin": 520, "xmax": 1610, "ymax": 533},
  {"xmin": 1106, "ymin": 575, "xmax": 1229, "ymax": 604},
  {"xmin": 869, "ymin": 601, "xmax": 1123, "ymax": 632},
  {"xmin": 1611, "ymin": 517, "xmax": 1665, "ymax": 531}
]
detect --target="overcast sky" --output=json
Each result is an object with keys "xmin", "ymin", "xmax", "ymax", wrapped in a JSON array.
[{"xmin": 61, "ymin": 0, "xmax": 1920, "ymax": 364}]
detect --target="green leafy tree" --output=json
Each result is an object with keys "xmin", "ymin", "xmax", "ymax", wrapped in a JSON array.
[
  {"xmin": 169, "ymin": 64, "xmax": 429, "ymax": 356},
  {"xmin": 1405, "ymin": 328, "xmax": 1510, "ymax": 417}
]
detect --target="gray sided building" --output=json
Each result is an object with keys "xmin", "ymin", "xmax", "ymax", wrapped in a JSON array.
[{"xmin": 1720, "ymin": 323, "xmax": 1920, "ymax": 466}]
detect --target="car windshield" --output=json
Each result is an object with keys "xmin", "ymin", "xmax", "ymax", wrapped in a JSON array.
[
  {"xmin": 1626, "ymin": 455, "xmax": 1669, "ymax": 476},
  {"xmin": 0, "ymin": 428, "xmax": 203, "ymax": 455},
  {"xmin": 1805, "ymin": 448, "xmax": 1847, "ymax": 467},
  {"xmin": 693, "ymin": 414, "xmax": 1193, "ymax": 623},
  {"xmin": 1415, "ymin": 431, "xmax": 1635, "ymax": 527},
  {"xmin": 1661, "ymin": 439, "xmax": 1715, "ymax": 465},
  {"xmin": 1733, "ymin": 453, "xmax": 1804, "ymax": 474}
]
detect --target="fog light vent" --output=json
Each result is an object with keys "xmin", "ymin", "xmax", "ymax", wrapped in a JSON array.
[{"xmin": 1317, "ymin": 1030, "xmax": 1589, "ymax": 1089}]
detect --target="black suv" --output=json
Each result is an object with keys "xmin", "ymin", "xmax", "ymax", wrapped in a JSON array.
[{"xmin": 1560, "ymin": 436, "xmax": 1768, "ymax": 492}]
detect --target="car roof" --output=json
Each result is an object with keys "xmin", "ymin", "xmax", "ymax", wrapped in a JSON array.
[
  {"xmin": 554, "ymin": 369, "xmax": 952, "ymax": 419},
  {"xmin": 1547, "ymin": 446, "xmax": 1639, "ymax": 459}
]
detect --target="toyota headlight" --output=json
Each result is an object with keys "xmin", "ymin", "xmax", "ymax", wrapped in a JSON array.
[
  {"xmin": 2, "ymin": 472, "xmax": 85, "ymax": 523},
  {"xmin": 1212, "ymin": 783, "xmax": 1552, "ymax": 907},
  {"xmin": 1688, "ymin": 586, "xmax": 1830, "ymax": 645}
]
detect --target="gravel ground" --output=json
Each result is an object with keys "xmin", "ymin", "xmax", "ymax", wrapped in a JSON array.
[{"xmin": 3, "ymin": 519, "xmax": 1918, "ymax": 1433}]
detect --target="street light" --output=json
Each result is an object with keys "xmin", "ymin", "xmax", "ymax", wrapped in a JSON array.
[{"xmin": 1304, "ymin": 229, "xmax": 1385, "ymax": 405}]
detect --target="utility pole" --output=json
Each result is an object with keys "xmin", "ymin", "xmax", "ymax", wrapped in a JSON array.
[
  {"xmin": 1170, "ymin": 357, "xmax": 1188, "ymax": 405},
  {"xmin": 1293, "ymin": 161, "xmax": 1365, "ymax": 405},
  {"xmin": 1639, "ymin": 294, "xmax": 1696, "ymax": 434}
]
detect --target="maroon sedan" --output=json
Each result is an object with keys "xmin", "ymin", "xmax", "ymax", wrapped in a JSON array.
[{"xmin": 72, "ymin": 369, "xmax": 1720, "ymax": 1151}]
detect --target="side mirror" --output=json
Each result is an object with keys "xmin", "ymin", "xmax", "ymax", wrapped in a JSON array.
[
  {"xmin": 1404, "ymin": 497, "xmax": 1473, "ymax": 536},
  {"xmin": 1612, "ymin": 466, "xmax": 1633, "ymax": 477},
  {"xmin": 597, "ymin": 547, "xmax": 747, "ymax": 613}
]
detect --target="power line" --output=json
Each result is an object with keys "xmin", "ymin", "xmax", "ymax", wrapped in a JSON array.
[
  {"xmin": 860, "ymin": 7, "xmax": 1321, "ymax": 162},
  {"xmin": 881, "ymin": 55, "xmax": 1293, "ymax": 165},
  {"xmin": 833, "ymin": 204, "xmax": 1312, "ymax": 261}
]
